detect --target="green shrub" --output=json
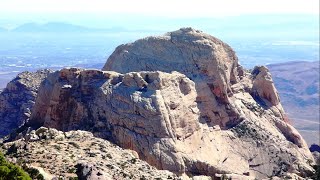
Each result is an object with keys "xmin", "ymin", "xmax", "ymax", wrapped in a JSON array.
[
  {"xmin": 23, "ymin": 166, "xmax": 44, "ymax": 180},
  {"xmin": 68, "ymin": 167, "xmax": 76, "ymax": 173},
  {"xmin": 0, "ymin": 166, "xmax": 10, "ymax": 176},
  {"xmin": 0, "ymin": 152, "xmax": 31, "ymax": 180}
]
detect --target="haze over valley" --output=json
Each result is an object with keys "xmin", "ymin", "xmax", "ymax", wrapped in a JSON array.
[{"xmin": 0, "ymin": 15, "xmax": 318, "ymax": 87}]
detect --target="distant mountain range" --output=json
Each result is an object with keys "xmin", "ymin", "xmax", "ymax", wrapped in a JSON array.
[
  {"xmin": 268, "ymin": 61, "xmax": 319, "ymax": 145},
  {"xmin": 1, "ymin": 14, "xmax": 318, "ymax": 39},
  {"xmin": 4, "ymin": 22, "xmax": 133, "ymax": 33},
  {"xmin": 268, "ymin": 61, "xmax": 319, "ymax": 114},
  {"xmin": 12, "ymin": 22, "xmax": 92, "ymax": 32}
]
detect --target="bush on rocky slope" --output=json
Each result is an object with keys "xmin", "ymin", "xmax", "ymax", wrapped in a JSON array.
[{"xmin": 0, "ymin": 152, "xmax": 31, "ymax": 180}]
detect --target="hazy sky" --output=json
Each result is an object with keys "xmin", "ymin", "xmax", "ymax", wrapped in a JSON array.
[
  {"xmin": 1, "ymin": 0, "xmax": 319, "ymax": 17},
  {"xmin": 0, "ymin": 0, "xmax": 319, "ymax": 31}
]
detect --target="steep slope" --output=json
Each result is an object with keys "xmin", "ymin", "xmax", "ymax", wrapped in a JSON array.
[
  {"xmin": 23, "ymin": 28, "xmax": 315, "ymax": 179},
  {"xmin": 0, "ymin": 70, "xmax": 51, "ymax": 137}
]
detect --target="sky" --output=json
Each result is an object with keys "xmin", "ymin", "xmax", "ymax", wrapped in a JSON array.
[
  {"xmin": 1, "ymin": 0, "xmax": 319, "ymax": 17},
  {"xmin": 0, "ymin": 0, "xmax": 319, "ymax": 31}
]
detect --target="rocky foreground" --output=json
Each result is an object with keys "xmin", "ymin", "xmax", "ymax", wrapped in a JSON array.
[
  {"xmin": 0, "ymin": 28, "xmax": 317, "ymax": 179},
  {"xmin": 1, "ymin": 127, "xmax": 178, "ymax": 179}
]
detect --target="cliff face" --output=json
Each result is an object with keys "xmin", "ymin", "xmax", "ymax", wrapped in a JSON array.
[
  {"xmin": 23, "ymin": 28, "xmax": 315, "ymax": 179},
  {"xmin": 0, "ymin": 70, "xmax": 51, "ymax": 137}
]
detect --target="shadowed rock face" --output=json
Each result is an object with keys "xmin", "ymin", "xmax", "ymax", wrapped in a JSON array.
[
  {"xmin": 17, "ymin": 28, "xmax": 315, "ymax": 179},
  {"xmin": 0, "ymin": 70, "xmax": 52, "ymax": 137}
]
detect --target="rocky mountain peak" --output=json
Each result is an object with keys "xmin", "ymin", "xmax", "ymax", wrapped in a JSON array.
[
  {"xmin": 0, "ymin": 28, "xmax": 316, "ymax": 179},
  {"xmin": 103, "ymin": 28, "xmax": 272, "ymax": 129},
  {"xmin": 104, "ymin": 28, "xmax": 242, "ymax": 86}
]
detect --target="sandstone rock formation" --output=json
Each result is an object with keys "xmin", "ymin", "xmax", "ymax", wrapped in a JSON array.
[
  {"xmin": 30, "ymin": 69, "xmax": 199, "ymax": 142},
  {"xmin": 103, "ymin": 27, "xmax": 245, "ymax": 128},
  {"xmin": 0, "ymin": 70, "xmax": 51, "ymax": 137},
  {"xmin": 2, "ymin": 28, "xmax": 315, "ymax": 179},
  {"xmin": 25, "ymin": 65, "xmax": 313, "ymax": 179},
  {"xmin": 103, "ymin": 28, "xmax": 314, "ymax": 178}
]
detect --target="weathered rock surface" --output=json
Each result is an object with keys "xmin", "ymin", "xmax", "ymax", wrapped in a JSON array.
[
  {"xmin": 102, "ymin": 28, "xmax": 313, "ymax": 178},
  {"xmin": 30, "ymin": 69, "xmax": 200, "ymax": 141},
  {"xmin": 26, "ymin": 65, "xmax": 314, "ymax": 179},
  {"xmin": 0, "ymin": 70, "xmax": 51, "ymax": 137},
  {"xmin": 29, "ymin": 68, "xmax": 210, "ymax": 175},
  {"xmin": 1, "ymin": 127, "xmax": 178, "ymax": 179},
  {"xmin": 3, "ymin": 28, "xmax": 314, "ymax": 179},
  {"xmin": 76, "ymin": 162, "xmax": 111, "ymax": 180},
  {"xmin": 251, "ymin": 66, "xmax": 281, "ymax": 107},
  {"xmin": 104, "ymin": 27, "xmax": 245, "ymax": 128}
]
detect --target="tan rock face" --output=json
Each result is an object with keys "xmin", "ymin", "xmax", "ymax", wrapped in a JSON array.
[
  {"xmin": 30, "ymin": 69, "xmax": 199, "ymax": 140},
  {"xmin": 251, "ymin": 66, "xmax": 281, "ymax": 107},
  {"xmin": 103, "ymin": 27, "xmax": 244, "ymax": 128},
  {"xmin": 29, "ymin": 68, "xmax": 206, "ymax": 175},
  {"xmin": 100, "ymin": 28, "xmax": 312, "ymax": 178},
  {"xmin": 23, "ymin": 28, "xmax": 315, "ymax": 179}
]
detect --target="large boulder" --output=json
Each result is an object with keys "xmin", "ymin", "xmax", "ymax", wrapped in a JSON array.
[
  {"xmin": 76, "ymin": 162, "xmax": 110, "ymax": 180},
  {"xmin": 0, "ymin": 70, "xmax": 51, "ymax": 137}
]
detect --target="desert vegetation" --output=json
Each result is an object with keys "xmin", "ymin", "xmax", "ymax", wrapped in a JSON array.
[{"xmin": 0, "ymin": 152, "xmax": 31, "ymax": 180}]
